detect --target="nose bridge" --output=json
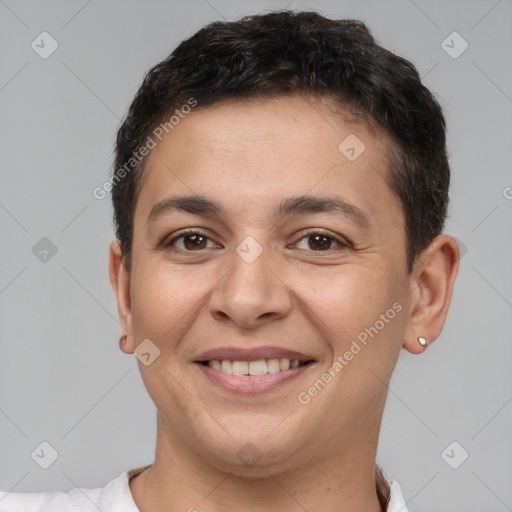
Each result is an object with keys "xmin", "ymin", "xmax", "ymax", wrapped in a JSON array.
[
  {"xmin": 232, "ymin": 237, "xmax": 272, "ymax": 294},
  {"xmin": 208, "ymin": 236, "xmax": 291, "ymax": 326}
]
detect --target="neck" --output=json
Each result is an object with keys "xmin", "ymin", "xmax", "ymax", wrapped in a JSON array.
[{"xmin": 130, "ymin": 411, "xmax": 386, "ymax": 512}]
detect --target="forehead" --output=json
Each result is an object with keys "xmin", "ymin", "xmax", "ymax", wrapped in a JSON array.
[
  {"xmin": 143, "ymin": 95, "xmax": 384, "ymax": 171},
  {"xmin": 134, "ymin": 95, "xmax": 402, "ymax": 231}
]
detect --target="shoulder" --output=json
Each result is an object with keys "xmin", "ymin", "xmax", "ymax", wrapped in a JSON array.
[
  {"xmin": 0, "ymin": 465, "xmax": 151, "ymax": 512},
  {"xmin": 380, "ymin": 467, "xmax": 409, "ymax": 512}
]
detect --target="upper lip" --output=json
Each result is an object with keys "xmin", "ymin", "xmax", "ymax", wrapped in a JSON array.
[{"xmin": 195, "ymin": 345, "xmax": 315, "ymax": 362}]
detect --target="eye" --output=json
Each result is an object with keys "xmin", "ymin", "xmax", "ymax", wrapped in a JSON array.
[
  {"xmin": 293, "ymin": 231, "xmax": 348, "ymax": 252},
  {"xmin": 165, "ymin": 230, "xmax": 219, "ymax": 251}
]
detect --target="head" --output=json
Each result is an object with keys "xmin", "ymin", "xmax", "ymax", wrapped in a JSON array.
[{"xmin": 109, "ymin": 9, "xmax": 458, "ymax": 481}]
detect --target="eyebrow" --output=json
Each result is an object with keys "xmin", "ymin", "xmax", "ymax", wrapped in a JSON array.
[{"xmin": 147, "ymin": 194, "xmax": 370, "ymax": 228}]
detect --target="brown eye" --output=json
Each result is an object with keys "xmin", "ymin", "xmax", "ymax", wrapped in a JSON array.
[
  {"xmin": 307, "ymin": 234, "xmax": 334, "ymax": 251},
  {"xmin": 294, "ymin": 232, "xmax": 347, "ymax": 252},
  {"xmin": 166, "ymin": 231, "xmax": 217, "ymax": 251},
  {"xmin": 182, "ymin": 234, "xmax": 208, "ymax": 250}
]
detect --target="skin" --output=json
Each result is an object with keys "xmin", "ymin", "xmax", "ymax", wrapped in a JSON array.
[{"xmin": 109, "ymin": 95, "xmax": 459, "ymax": 512}]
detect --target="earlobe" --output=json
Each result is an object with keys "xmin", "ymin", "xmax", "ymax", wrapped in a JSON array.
[
  {"xmin": 108, "ymin": 239, "xmax": 135, "ymax": 354},
  {"xmin": 403, "ymin": 235, "xmax": 460, "ymax": 354}
]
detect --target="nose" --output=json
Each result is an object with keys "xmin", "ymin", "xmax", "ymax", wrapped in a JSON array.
[{"xmin": 208, "ymin": 240, "xmax": 293, "ymax": 329}]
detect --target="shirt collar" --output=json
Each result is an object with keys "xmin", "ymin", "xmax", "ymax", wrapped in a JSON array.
[{"xmin": 121, "ymin": 465, "xmax": 408, "ymax": 512}]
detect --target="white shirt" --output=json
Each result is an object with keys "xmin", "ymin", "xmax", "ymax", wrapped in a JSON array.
[{"xmin": 0, "ymin": 465, "xmax": 408, "ymax": 511}]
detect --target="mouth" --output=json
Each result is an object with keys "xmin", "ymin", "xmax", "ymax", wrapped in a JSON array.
[
  {"xmin": 198, "ymin": 358, "xmax": 314, "ymax": 375},
  {"xmin": 193, "ymin": 347, "xmax": 316, "ymax": 394}
]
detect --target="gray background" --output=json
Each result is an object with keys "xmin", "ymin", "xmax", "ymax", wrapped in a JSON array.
[{"xmin": 0, "ymin": 0, "xmax": 511, "ymax": 510}]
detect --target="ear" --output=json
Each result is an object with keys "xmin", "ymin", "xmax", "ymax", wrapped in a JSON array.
[
  {"xmin": 109, "ymin": 239, "xmax": 135, "ymax": 354},
  {"xmin": 404, "ymin": 234, "xmax": 460, "ymax": 354}
]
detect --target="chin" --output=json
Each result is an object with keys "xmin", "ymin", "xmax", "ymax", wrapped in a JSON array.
[{"xmin": 193, "ymin": 423, "xmax": 302, "ymax": 476}]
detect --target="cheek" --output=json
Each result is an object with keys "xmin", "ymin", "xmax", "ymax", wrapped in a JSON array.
[
  {"xmin": 130, "ymin": 262, "xmax": 212, "ymax": 341},
  {"xmin": 325, "ymin": 267, "xmax": 407, "ymax": 391},
  {"xmin": 128, "ymin": 264, "xmax": 210, "ymax": 422},
  {"xmin": 295, "ymin": 267, "xmax": 405, "ymax": 424},
  {"xmin": 296, "ymin": 264, "xmax": 400, "ymax": 342}
]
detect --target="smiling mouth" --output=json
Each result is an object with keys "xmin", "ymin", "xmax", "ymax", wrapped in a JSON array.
[{"xmin": 198, "ymin": 358, "xmax": 314, "ymax": 375}]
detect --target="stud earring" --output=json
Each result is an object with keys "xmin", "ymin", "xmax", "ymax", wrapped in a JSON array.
[
  {"xmin": 418, "ymin": 336, "xmax": 428, "ymax": 347},
  {"xmin": 119, "ymin": 334, "xmax": 127, "ymax": 348}
]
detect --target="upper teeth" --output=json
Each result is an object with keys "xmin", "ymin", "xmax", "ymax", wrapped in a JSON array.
[{"xmin": 209, "ymin": 358, "xmax": 302, "ymax": 375}]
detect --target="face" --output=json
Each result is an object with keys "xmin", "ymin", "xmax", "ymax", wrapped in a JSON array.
[{"xmin": 118, "ymin": 95, "xmax": 414, "ymax": 474}]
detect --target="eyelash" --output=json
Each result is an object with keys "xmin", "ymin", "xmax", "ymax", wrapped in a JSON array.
[{"xmin": 163, "ymin": 228, "xmax": 350, "ymax": 253}]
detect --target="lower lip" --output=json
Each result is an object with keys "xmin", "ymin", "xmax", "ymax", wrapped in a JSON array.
[{"xmin": 195, "ymin": 363, "xmax": 313, "ymax": 394}]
